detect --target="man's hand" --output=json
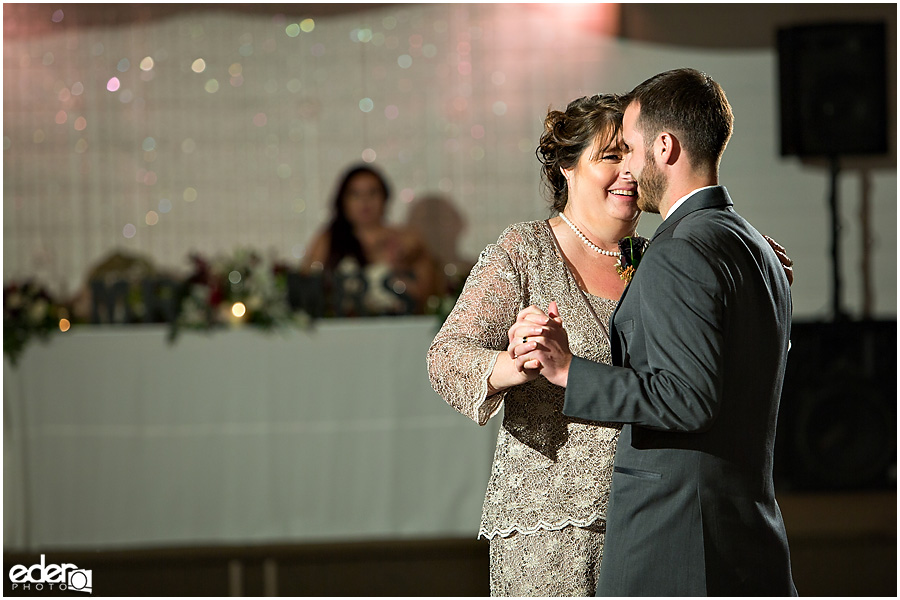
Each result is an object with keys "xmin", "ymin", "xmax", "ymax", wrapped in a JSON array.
[{"xmin": 508, "ymin": 301, "xmax": 573, "ymax": 388}]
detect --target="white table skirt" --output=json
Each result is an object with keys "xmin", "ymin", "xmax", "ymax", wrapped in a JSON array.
[{"xmin": 3, "ymin": 317, "xmax": 500, "ymax": 550}]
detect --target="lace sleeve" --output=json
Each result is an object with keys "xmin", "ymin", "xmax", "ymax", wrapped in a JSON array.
[{"xmin": 427, "ymin": 237, "xmax": 525, "ymax": 425}]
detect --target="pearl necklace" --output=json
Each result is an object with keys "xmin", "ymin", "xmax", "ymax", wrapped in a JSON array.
[{"xmin": 558, "ymin": 212, "xmax": 621, "ymax": 257}]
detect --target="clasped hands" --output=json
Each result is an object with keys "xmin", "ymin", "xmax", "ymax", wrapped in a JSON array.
[{"xmin": 506, "ymin": 300, "xmax": 572, "ymax": 388}]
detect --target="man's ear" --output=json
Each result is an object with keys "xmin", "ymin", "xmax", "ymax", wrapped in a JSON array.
[{"xmin": 657, "ymin": 132, "xmax": 681, "ymax": 166}]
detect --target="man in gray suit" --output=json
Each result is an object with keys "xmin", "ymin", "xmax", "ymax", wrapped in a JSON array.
[{"xmin": 513, "ymin": 69, "xmax": 797, "ymax": 596}]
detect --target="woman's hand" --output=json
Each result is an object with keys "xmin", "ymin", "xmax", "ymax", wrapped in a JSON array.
[
  {"xmin": 764, "ymin": 235, "xmax": 794, "ymax": 286},
  {"xmin": 507, "ymin": 302, "xmax": 572, "ymax": 388},
  {"xmin": 486, "ymin": 305, "xmax": 552, "ymax": 395}
]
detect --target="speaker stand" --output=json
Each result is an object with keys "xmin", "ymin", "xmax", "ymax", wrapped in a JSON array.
[{"xmin": 828, "ymin": 156, "xmax": 848, "ymax": 321}]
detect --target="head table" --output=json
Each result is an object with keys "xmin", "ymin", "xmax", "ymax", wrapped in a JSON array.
[{"xmin": 4, "ymin": 317, "xmax": 500, "ymax": 551}]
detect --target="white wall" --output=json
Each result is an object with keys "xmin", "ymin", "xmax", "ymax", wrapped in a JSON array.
[{"xmin": 4, "ymin": 4, "xmax": 896, "ymax": 318}]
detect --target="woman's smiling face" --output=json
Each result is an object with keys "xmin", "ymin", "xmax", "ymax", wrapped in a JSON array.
[{"xmin": 563, "ymin": 131, "xmax": 640, "ymax": 226}]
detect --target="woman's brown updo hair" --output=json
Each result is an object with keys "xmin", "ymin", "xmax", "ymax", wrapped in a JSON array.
[{"xmin": 536, "ymin": 94, "xmax": 624, "ymax": 214}]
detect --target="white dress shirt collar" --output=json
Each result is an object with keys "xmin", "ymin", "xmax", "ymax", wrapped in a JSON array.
[{"xmin": 664, "ymin": 185, "xmax": 719, "ymax": 220}]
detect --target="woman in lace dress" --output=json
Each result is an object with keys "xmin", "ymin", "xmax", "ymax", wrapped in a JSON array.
[{"xmin": 427, "ymin": 94, "xmax": 640, "ymax": 596}]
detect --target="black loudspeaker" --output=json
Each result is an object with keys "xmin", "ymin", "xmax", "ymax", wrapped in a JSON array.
[
  {"xmin": 777, "ymin": 22, "xmax": 888, "ymax": 157},
  {"xmin": 774, "ymin": 321, "xmax": 897, "ymax": 492}
]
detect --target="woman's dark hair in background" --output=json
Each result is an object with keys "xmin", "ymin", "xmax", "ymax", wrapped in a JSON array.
[
  {"xmin": 536, "ymin": 94, "xmax": 624, "ymax": 214},
  {"xmin": 325, "ymin": 164, "xmax": 391, "ymax": 269}
]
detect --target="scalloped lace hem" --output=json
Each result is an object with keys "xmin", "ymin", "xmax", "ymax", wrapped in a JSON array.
[
  {"xmin": 478, "ymin": 512, "xmax": 605, "ymax": 540},
  {"xmin": 472, "ymin": 351, "xmax": 504, "ymax": 425}
]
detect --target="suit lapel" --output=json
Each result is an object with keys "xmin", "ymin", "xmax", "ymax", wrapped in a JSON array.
[{"xmin": 609, "ymin": 187, "xmax": 733, "ymax": 366}]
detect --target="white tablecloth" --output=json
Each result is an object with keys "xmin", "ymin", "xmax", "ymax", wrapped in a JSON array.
[{"xmin": 3, "ymin": 317, "xmax": 500, "ymax": 550}]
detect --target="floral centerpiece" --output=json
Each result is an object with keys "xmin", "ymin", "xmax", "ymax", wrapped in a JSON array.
[
  {"xmin": 170, "ymin": 248, "xmax": 309, "ymax": 341},
  {"xmin": 3, "ymin": 280, "xmax": 64, "ymax": 365}
]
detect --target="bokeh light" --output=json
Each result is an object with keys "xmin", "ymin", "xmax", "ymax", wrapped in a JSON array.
[
  {"xmin": 205, "ymin": 79, "xmax": 219, "ymax": 93},
  {"xmin": 183, "ymin": 187, "xmax": 198, "ymax": 202},
  {"xmin": 493, "ymin": 101, "xmax": 508, "ymax": 116},
  {"xmin": 359, "ymin": 98, "xmax": 374, "ymax": 113},
  {"xmin": 191, "ymin": 58, "xmax": 206, "ymax": 73},
  {"xmin": 142, "ymin": 137, "xmax": 156, "ymax": 151},
  {"xmin": 106, "ymin": 77, "xmax": 120, "ymax": 92},
  {"xmin": 74, "ymin": 116, "xmax": 87, "ymax": 131},
  {"xmin": 51, "ymin": 9, "xmax": 64, "ymax": 23},
  {"xmin": 229, "ymin": 270, "xmax": 242, "ymax": 284},
  {"xmin": 55, "ymin": 110, "xmax": 67, "ymax": 124},
  {"xmin": 232, "ymin": 302, "xmax": 246, "ymax": 318},
  {"xmin": 158, "ymin": 198, "xmax": 172, "ymax": 213},
  {"xmin": 300, "ymin": 18, "xmax": 315, "ymax": 32},
  {"xmin": 123, "ymin": 224, "xmax": 136, "ymax": 238},
  {"xmin": 361, "ymin": 148, "xmax": 377, "ymax": 162},
  {"xmin": 140, "ymin": 56, "xmax": 154, "ymax": 71},
  {"xmin": 117, "ymin": 58, "xmax": 130, "ymax": 72},
  {"xmin": 397, "ymin": 54, "xmax": 412, "ymax": 68},
  {"xmin": 59, "ymin": 318, "xmax": 71, "ymax": 332},
  {"xmin": 285, "ymin": 23, "xmax": 300, "ymax": 37},
  {"xmin": 145, "ymin": 211, "xmax": 159, "ymax": 225},
  {"xmin": 384, "ymin": 105, "xmax": 399, "ymax": 120}
]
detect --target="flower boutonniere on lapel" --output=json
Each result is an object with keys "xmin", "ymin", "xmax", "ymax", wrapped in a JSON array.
[{"xmin": 616, "ymin": 236, "xmax": 650, "ymax": 283}]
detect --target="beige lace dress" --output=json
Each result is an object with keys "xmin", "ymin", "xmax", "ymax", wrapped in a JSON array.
[{"xmin": 427, "ymin": 220, "xmax": 621, "ymax": 596}]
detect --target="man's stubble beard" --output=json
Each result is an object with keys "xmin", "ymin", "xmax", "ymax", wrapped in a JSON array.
[{"xmin": 635, "ymin": 153, "xmax": 667, "ymax": 215}]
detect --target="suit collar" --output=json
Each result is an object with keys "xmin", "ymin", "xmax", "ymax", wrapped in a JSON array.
[{"xmin": 651, "ymin": 186, "xmax": 733, "ymax": 241}]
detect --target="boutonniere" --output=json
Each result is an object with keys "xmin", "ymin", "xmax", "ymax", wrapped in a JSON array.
[{"xmin": 616, "ymin": 236, "xmax": 649, "ymax": 283}]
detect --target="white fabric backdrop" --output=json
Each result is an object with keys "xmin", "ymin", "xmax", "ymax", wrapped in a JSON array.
[{"xmin": 3, "ymin": 4, "xmax": 896, "ymax": 318}]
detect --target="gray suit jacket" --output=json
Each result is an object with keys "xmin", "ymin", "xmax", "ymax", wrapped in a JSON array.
[{"xmin": 563, "ymin": 187, "xmax": 797, "ymax": 596}]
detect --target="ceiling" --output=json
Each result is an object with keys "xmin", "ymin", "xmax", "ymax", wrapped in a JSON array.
[{"xmin": 4, "ymin": 3, "xmax": 897, "ymax": 50}]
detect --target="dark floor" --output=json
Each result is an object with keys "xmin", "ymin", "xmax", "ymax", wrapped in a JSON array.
[{"xmin": 3, "ymin": 492, "xmax": 895, "ymax": 596}]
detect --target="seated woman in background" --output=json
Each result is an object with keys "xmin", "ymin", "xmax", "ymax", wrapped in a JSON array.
[{"xmin": 301, "ymin": 164, "xmax": 437, "ymax": 316}]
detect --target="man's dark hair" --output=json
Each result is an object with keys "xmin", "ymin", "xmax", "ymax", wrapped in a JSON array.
[{"xmin": 626, "ymin": 68, "xmax": 733, "ymax": 173}]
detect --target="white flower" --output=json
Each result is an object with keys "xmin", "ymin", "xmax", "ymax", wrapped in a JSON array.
[{"xmin": 28, "ymin": 299, "xmax": 48, "ymax": 323}]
